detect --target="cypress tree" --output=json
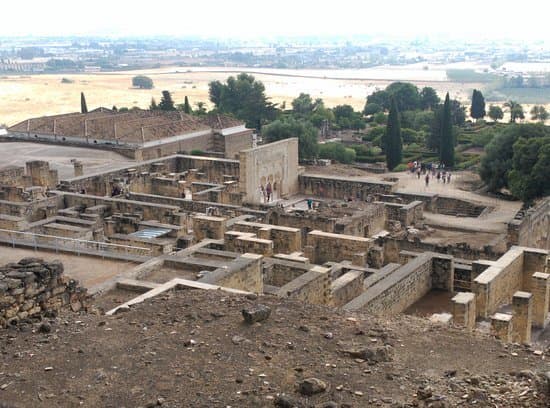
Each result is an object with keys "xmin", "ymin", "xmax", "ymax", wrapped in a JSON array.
[
  {"xmin": 470, "ymin": 89, "xmax": 486, "ymax": 121},
  {"xmin": 159, "ymin": 90, "xmax": 176, "ymax": 111},
  {"xmin": 440, "ymin": 93, "xmax": 454, "ymax": 166},
  {"xmin": 149, "ymin": 98, "xmax": 158, "ymax": 110},
  {"xmin": 385, "ymin": 97, "xmax": 403, "ymax": 171},
  {"xmin": 80, "ymin": 92, "xmax": 88, "ymax": 114},
  {"xmin": 183, "ymin": 96, "xmax": 192, "ymax": 114}
]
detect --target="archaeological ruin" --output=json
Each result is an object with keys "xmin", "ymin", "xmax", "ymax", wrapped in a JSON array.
[{"xmin": 1, "ymin": 122, "xmax": 549, "ymax": 346}]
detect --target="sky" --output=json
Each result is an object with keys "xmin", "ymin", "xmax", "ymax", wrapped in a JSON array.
[{"xmin": 1, "ymin": 0, "xmax": 549, "ymax": 40}]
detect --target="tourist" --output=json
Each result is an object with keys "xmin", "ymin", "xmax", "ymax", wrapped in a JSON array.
[
  {"xmin": 307, "ymin": 198, "xmax": 313, "ymax": 210},
  {"xmin": 436, "ymin": 172, "xmax": 441, "ymax": 182},
  {"xmin": 266, "ymin": 182, "xmax": 272, "ymax": 202},
  {"xmin": 425, "ymin": 174, "xmax": 430, "ymax": 187},
  {"xmin": 447, "ymin": 173, "xmax": 451, "ymax": 184}
]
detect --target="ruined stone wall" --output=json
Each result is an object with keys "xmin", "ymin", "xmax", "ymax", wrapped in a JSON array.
[
  {"xmin": 473, "ymin": 247, "xmax": 524, "ymax": 318},
  {"xmin": 507, "ymin": 198, "xmax": 550, "ymax": 250},
  {"xmin": 299, "ymin": 174, "xmax": 395, "ymax": 200},
  {"xmin": 277, "ymin": 266, "xmax": 331, "ymax": 305},
  {"xmin": 137, "ymin": 132, "xmax": 215, "ymax": 161},
  {"xmin": 345, "ymin": 253, "xmax": 433, "ymax": 317},
  {"xmin": 306, "ymin": 230, "xmax": 372, "ymax": 265},
  {"xmin": 223, "ymin": 129, "xmax": 254, "ymax": 159},
  {"xmin": 232, "ymin": 221, "xmax": 301, "ymax": 254},
  {"xmin": 0, "ymin": 258, "xmax": 87, "ymax": 327},
  {"xmin": 239, "ymin": 138, "xmax": 299, "ymax": 204},
  {"xmin": 177, "ymin": 156, "xmax": 240, "ymax": 183},
  {"xmin": 193, "ymin": 215, "xmax": 226, "ymax": 241},
  {"xmin": 331, "ymin": 270, "xmax": 364, "ymax": 307},
  {"xmin": 264, "ymin": 259, "xmax": 311, "ymax": 287},
  {"xmin": 199, "ymin": 253, "xmax": 263, "ymax": 293},
  {"xmin": 0, "ymin": 195, "xmax": 62, "ymax": 223},
  {"xmin": 0, "ymin": 166, "xmax": 25, "ymax": 186}
]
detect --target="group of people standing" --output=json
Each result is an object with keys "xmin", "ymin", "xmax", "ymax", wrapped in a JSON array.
[
  {"xmin": 259, "ymin": 182, "xmax": 273, "ymax": 202},
  {"xmin": 407, "ymin": 160, "xmax": 452, "ymax": 187}
]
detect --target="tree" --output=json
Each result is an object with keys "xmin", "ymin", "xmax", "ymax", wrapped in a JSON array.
[
  {"xmin": 158, "ymin": 90, "xmax": 176, "ymax": 111},
  {"xmin": 384, "ymin": 97, "xmax": 403, "ymax": 171},
  {"xmin": 530, "ymin": 105, "xmax": 548, "ymax": 122},
  {"xmin": 449, "ymin": 99, "xmax": 466, "ymax": 126},
  {"xmin": 291, "ymin": 93, "xmax": 316, "ymax": 116},
  {"xmin": 385, "ymin": 82, "xmax": 422, "ymax": 112},
  {"xmin": 262, "ymin": 118, "xmax": 319, "ymax": 160},
  {"xmin": 208, "ymin": 73, "xmax": 279, "ymax": 129},
  {"xmin": 470, "ymin": 89, "xmax": 486, "ymax": 121},
  {"xmin": 80, "ymin": 92, "xmax": 88, "ymax": 114},
  {"xmin": 149, "ymin": 98, "xmax": 158, "ymax": 110},
  {"xmin": 363, "ymin": 103, "xmax": 382, "ymax": 116},
  {"xmin": 480, "ymin": 123, "xmax": 550, "ymax": 197},
  {"xmin": 488, "ymin": 105, "xmax": 504, "ymax": 122},
  {"xmin": 332, "ymin": 105, "xmax": 365, "ymax": 130},
  {"xmin": 132, "ymin": 75, "xmax": 154, "ymax": 89},
  {"xmin": 504, "ymin": 100, "xmax": 524, "ymax": 123},
  {"xmin": 420, "ymin": 87, "xmax": 440, "ymax": 110},
  {"xmin": 183, "ymin": 96, "xmax": 192, "ymax": 114},
  {"xmin": 440, "ymin": 93, "xmax": 454, "ymax": 167},
  {"xmin": 194, "ymin": 102, "xmax": 207, "ymax": 115},
  {"xmin": 319, "ymin": 143, "xmax": 356, "ymax": 164}
]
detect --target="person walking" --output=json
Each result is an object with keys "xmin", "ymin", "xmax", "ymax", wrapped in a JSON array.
[
  {"xmin": 425, "ymin": 173, "xmax": 430, "ymax": 187},
  {"xmin": 447, "ymin": 173, "xmax": 451, "ymax": 184},
  {"xmin": 436, "ymin": 172, "xmax": 441, "ymax": 183},
  {"xmin": 265, "ymin": 182, "xmax": 272, "ymax": 202}
]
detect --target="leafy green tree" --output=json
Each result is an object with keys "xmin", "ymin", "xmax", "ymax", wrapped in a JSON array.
[
  {"xmin": 149, "ymin": 98, "xmax": 158, "ymax": 110},
  {"xmin": 440, "ymin": 93, "xmax": 454, "ymax": 166},
  {"xmin": 262, "ymin": 117, "xmax": 319, "ymax": 160},
  {"xmin": 427, "ymin": 104, "xmax": 443, "ymax": 151},
  {"xmin": 208, "ymin": 73, "xmax": 279, "ymax": 129},
  {"xmin": 470, "ymin": 89, "xmax": 486, "ymax": 121},
  {"xmin": 530, "ymin": 105, "xmax": 548, "ymax": 122},
  {"xmin": 480, "ymin": 123, "xmax": 550, "ymax": 196},
  {"xmin": 291, "ymin": 93, "xmax": 316, "ymax": 116},
  {"xmin": 508, "ymin": 137, "xmax": 550, "ymax": 201},
  {"xmin": 366, "ymin": 90, "xmax": 390, "ymax": 111},
  {"xmin": 363, "ymin": 103, "xmax": 382, "ymax": 116},
  {"xmin": 80, "ymin": 92, "xmax": 88, "ymax": 114},
  {"xmin": 420, "ymin": 87, "xmax": 440, "ymax": 110},
  {"xmin": 384, "ymin": 97, "xmax": 403, "ymax": 170},
  {"xmin": 385, "ymin": 82, "xmax": 422, "ymax": 112},
  {"xmin": 158, "ymin": 90, "xmax": 176, "ymax": 111},
  {"xmin": 183, "ymin": 96, "xmax": 192, "ymax": 114},
  {"xmin": 319, "ymin": 143, "xmax": 356, "ymax": 164},
  {"xmin": 449, "ymin": 99, "xmax": 466, "ymax": 126},
  {"xmin": 504, "ymin": 100, "xmax": 524, "ymax": 123},
  {"xmin": 488, "ymin": 105, "xmax": 504, "ymax": 122},
  {"xmin": 332, "ymin": 105, "xmax": 365, "ymax": 130},
  {"xmin": 132, "ymin": 75, "xmax": 154, "ymax": 89}
]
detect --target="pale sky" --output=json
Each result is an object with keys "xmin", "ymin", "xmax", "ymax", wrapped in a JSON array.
[{"xmin": 1, "ymin": 0, "xmax": 549, "ymax": 40}]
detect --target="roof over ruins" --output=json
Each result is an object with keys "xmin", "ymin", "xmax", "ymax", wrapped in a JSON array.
[{"xmin": 8, "ymin": 109, "xmax": 245, "ymax": 144}]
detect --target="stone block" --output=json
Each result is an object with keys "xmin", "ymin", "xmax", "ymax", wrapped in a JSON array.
[
  {"xmin": 451, "ymin": 292, "xmax": 476, "ymax": 331},
  {"xmin": 491, "ymin": 313, "xmax": 513, "ymax": 342},
  {"xmin": 531, "ymin": 272, "xmax": 549, "ymax": 328},
  {"xmin": 512, "ymin": 291, "xmax": 533, "ymax": 344}
]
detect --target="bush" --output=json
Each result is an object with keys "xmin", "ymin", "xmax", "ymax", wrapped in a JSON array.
[
  {"xmin": 393, "ymin": 163, "xmax": 409, "ymax": 172},
  {"xmin": 364, "ymin": 103, "xmax": 382, "ymax": 116},
  {"xmin": 61, "ymin": 77, "xmax": 74, "ymax": 84},
  {"xmin": 471, "ymin": 127, "xmax": 497, "ymax": 147},
  {"xmin": 319, "ymin": 143, "xmax": 356, "ymax": 164},
  {"xmin": 190, "ymin": 149, "xmax": 205, "ymax": 155},
  {"xmin": 373, "ymin": 112, "xmax": 387, "ymax": 125}
]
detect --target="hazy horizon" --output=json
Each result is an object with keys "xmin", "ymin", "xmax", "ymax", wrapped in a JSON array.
[{"xmin": 2, "ymin": 0, "xmax": 549, "ymax": 41}]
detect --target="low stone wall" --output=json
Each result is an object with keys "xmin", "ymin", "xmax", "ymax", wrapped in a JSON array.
[
  {"xmin": 343, "ymin": 253, "xmax": 434, "ymax": 316},
  {"xmin": 507, "ymin": 198, "xmax": 550, "ymax": 250},
  {"xmin": 277, "ymin": 265, "xmax": 331, "ymax": 305},
  {"xmin": 232, "ymin": 221, "xmax": 301, "ymax": 254},
  {"xmin": 199, "ymin": 253, "xmax": 263, "ymax": 293},
  {"xmin": 331, "ymin": 270, "xmax": 364, "ymax": 307},
  {"xmin": 299, "ymin": 174, "xmax": 395, "ymax": 200},
  {"xmin": 0, "ymin": 258, "xmax": 88, "ymax": 327}
]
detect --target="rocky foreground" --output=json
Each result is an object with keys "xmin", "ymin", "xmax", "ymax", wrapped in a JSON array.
[{"xmin": 0, "ymin": 289, "xmax": 548, "ymax": 407}]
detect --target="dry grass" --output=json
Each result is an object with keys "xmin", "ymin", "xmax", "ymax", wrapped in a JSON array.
[{"xmin": 0, "ymin": 68, "xmax": 483, "ymax": 126}]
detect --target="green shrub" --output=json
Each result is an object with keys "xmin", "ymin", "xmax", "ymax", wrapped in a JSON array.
[
  {"xmin": 393, "ymin": 163, "xmax": 408, "ymax": 172},
  {"xmin": 319, "ymin": 143, "xmax": 356, "ymax": 164},
  {"xmin": 190, "ymin": 149, "xmax": 205, "ymax": 156}
]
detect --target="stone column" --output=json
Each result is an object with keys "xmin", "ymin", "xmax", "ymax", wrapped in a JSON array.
[
  {"xmin": 73, "ymin": 161, "xmax": 83, "ymax": 177},
  {"xmin": 452, "ymin": 292, "xmax": 476, "ymax": 331},
  {"xmin": 531, "ymin": 272, "xmax": 549, "ymax": 328},
  {"xmin": 512, "ymin": 291, "xmax": 533, "ymax": 344},
  {"xmin": 491, "ymin": 313, "xmax": 513, "ymax": 342}
]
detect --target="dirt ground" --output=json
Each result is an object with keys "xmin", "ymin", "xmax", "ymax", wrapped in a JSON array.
[
  {"xmin": 0, "ymin": 289, "xmax": 547, "ymax": 407},
  {"xmin": 0, "ymin": 68, "xmax": 483, "ymax": 126},
  {"xmin": 0, "ymin": 142, "xmax": 135, "ymax": 179},
  {"xmin": 0, "ymin": 247, "xmax": 137, "ymax": 290}
]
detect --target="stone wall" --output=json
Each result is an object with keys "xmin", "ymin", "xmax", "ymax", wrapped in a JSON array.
[
  {"xmin": 0, "ymin": 166, "xmax": 25, "ymax": 186},
  {"xmin": 507, "ymin": 198, "xmax": 550, "ymax": 250},
  {"xmin": 0, "ymin": 258, "xmax": 88, "ymax": 327},
  {"xmin": 193, "ymin": 215, "xmax": 227, "ymax": 241},
  {"xmin": 263, "ymin": 259, "xmax": 311, "ymax": 287},
  {"xmin": 223, "ymin": 129, "xmax": 254, "ymax": 159},
  {"xmin": 199, "ymin": 253, "xmax": 263, "ymax": 293},
  {"xmin": 299, "ymin": 174, "xmax": 395, "ymax": 200},
  {"xmin": 239, "ymin": 138, "xmax": 299, "ymax": 203},
  {"xmin": 277, "ymin": 265, "xmax": 331, "ymax": 305},
  {"xmin": 331, "ymin": 270, "xmax": 364, "ymax": 307},
  {"xmin": 379, "ymin": 200, "xmax": 423, "ymax": 227},
  {"xmin": 231, "ymin": 220, "xmax": 301, "ymax": 254},
  {"xmin": 343, "ymin": 253, "xmax": 433, "ymax": 317},
  {"xmin": 305, "ymin": 230, "xmax": 372, "ymax": 265}
]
